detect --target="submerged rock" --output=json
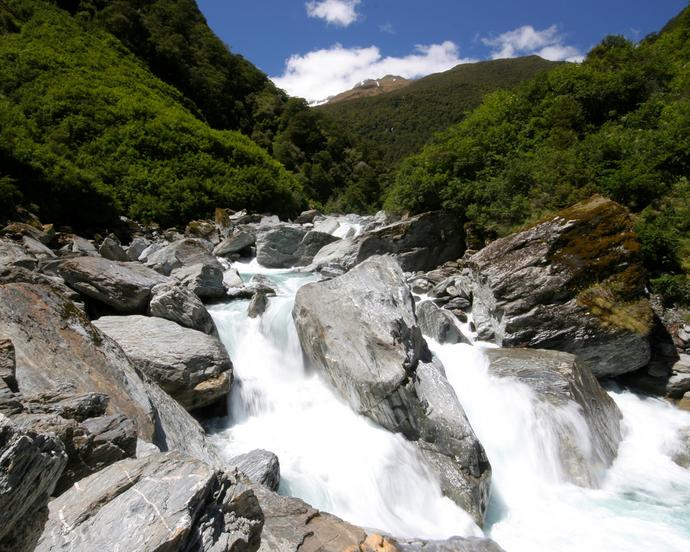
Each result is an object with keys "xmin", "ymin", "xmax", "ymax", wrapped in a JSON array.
[
  {"xmin": 94, "ymin": 315, "xmax": 232, "ymax": 411},
  {"xmin": 293, "ymin": 256, "xmax": 490, "ymax": 525},
  {"xmin": 462, "ymin": 196, "xmax": 652, "ymax": 378}
]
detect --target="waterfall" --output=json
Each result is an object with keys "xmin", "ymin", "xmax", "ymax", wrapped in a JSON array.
[{"xmin": 210, "ymin": 263, "xmax": 690, "ymax": 550}]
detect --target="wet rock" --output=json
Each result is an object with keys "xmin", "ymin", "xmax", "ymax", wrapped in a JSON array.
[
  {"xmin": 35, "ymin": 452, "xmax": 264, "ymax": 552},
  {"xmin": 417, "ymin": 301, "xmax": 470, "ymax": 345},
  {"xmin": 486, "ymin": 348, "xmax": 622, "ymax": 486},
  {"xmin": 0, "ymin": 337, "xmax": 17, "ymax": 392},
  {"xmin": 256, "ymin": 226, "xmax": 339, "ymax": 268},
  {"xmin": 145, "ymin": 238, "xmax": 216, "ymax": 276},
  {"xmin": 229, "ymin": 449, "xmax": 280, "ymax": 491},
  {"xmin": 171, "ymin": 262, "xmax": 227, "ymax": 301},
  {"xmin": 293, "ymin": 256, "xmax": 490, "ymax": 525},
  {"xmin": 214, "ymin": 231, "xmax": 256, "ymax": 258},
  {"xmin": 58, "ymin": 256, "xmax": 167, "ymax": 313},
  {"xmin": 148, "ymin": 282, "xmax": 216, "ymax": 334},
  {"xmin": 462, "ymin": 196, "xmax": 652, "ymax": 378},
  {"xmin": 224, "ymin": 267, "xmax": 244, "ymax": 288},
  {"xmin": 98, "ymin": 236, "xmax": 128, "ymax": 262},
  {"xmin": 94, "ymin": 315, "xmax": 232, "ymax": 411},
  {"xmin": 248, "ymin": 291, "xmax": 269, "ymax": 318}
]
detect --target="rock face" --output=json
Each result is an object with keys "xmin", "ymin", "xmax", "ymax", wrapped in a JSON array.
[
  {"xmin": 256, "ymin": 226, "xmax": 339, "ymax": 268},
  {"xmin": 293, "ymin": 256, "xmax": 490, "ymax": 525},
  {"xmin": 94, "ymin": 315, "xmax": 232, "ymax": 411},
  {"xmin": 311, "ymin": 211, "xmax": 464, "ymax": 274},
  {"xmin": 35, "ymin": 452, "xmax": 264, "ymax": 552},
  {"xmin": 229, "ymin": 449, "xmax": 280, "ymax": 491},
  {"xmin": 0, "ymin": 415, "xmax": 67, "ymax": 546},
  {"xmin": 462, "ymin": 196, "xmax": 652, "ymax": 378},
  {"xmin": 416, "ymin": 301, "xmax": 470, "ymax": 345},
  {"xmin": 148, "ymin": 281, "xmax": 216, "ymax": 334},
  {"xmin": 486, "ymin": 348, "xmax": 622, "ymax": 486},
  {"xmin": 58, "ymin": 256, "xmax": 167, "ymax": 313},
  {"xmin": 0, "ymin": 273, "xmax": 155, "ymax": 438}
]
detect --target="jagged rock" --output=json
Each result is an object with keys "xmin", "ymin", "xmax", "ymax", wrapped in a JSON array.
[
  {"xmin": 0, "ymin": 276, "xmax": 155, "ymax": 438},
  {"xmin": 251, "ymin": 484, "xmax": 366, "ymax": 552},
  {"xmin": 248, "ymin": 291, "xmax": 269, "ymax": 318},
  {"xmin": 171, "ymin": 262, "xmax": 227, "ymax": 301},
  {"xmin": 311, "ymin": 211, "xmax": 464, "ymax": 273},
  {"xmin": 22, "ymin": 236, "xmax": 56, "ymax": 260},
  {"xmin": 0, "ymin": 238, "xmax": 37, "ymax": 269},
  {"xmin": 145, "ymin": 238, "xmax": 216, "ymax": 275},
  {"xmin": 125, "ymin": 236, "xmax": 150, "ymax": 261},
  {"xmin": 185, "ymin": 220, "xmax": 220, "ymax": 244},
  {"xmin": 293, "ymin": 256, "xmax": 490, "ymax": 525},
  {"xmin": 35, "ymin": 452, "xmax": 264, "ymax": 552},
  {"xmin": 294, "ymin": 209, "xmax": 321, "ymax": 224},
  {"xmin": 229, "ymin": 449, "xmax": 280, "ymax": 491},
  {"xmin": 137, "ymin": 240, "xmax": 165, "ymax": 262},
  {"xmin": 256, "ymin": 226, "xmax": 339, "ymax": 268},
  {"xmin": 2, "ymin": 221, "xmax": 54, "ymax": 245},
  {"xmin": 393, "ymin": 536, "xmax": 506, "ymax": 552},
  {"xmin": 21, "ymin": 389, "xmax": 108, "ymax": 421},
  {"xmin": 58, "ymin": 256, "xmax": 167, "ymax": 313},
  {"xmin": 486, "ymin": 348, "xmax": 622, "ymax": 486},
  {"xmin": 149, "ymin": 282, "xmax": 216, "ymax": 334},
  {"xmin": 143, "ymin": 378, "xmax": 222, "ymax": 466},
  {"xmin": 214, "ymin": 231, "xmax": 255, "ymax": 257},
  {"xmin": 66, "ymin": 235, "xmax": 99, "ymax": 256},
  {"xmin": 0, "ymin": 337, "xmax": 17, "ymax": 392},
  {"xmin": 94, "ymin": 315, "xmax": 232, "ymax": 411},
  {"xmin": 98, "ymin": 236, "xmax": 129, "ymax": 262},
  {"xmin": 417, "ymin": 301, "xmax": 470, "ymax": 345},
  {"xmin": 0, "ymin": 415, "xmax": 67, "ymax": 545},
  {"xmin": 463, "ymin": 196, "xmax": 652, "ymax": 378}
]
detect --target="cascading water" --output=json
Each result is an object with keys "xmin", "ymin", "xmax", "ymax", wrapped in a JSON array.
[{"xmin": 210, "ymin": 262, "xmax": 690, "ymax": 551}]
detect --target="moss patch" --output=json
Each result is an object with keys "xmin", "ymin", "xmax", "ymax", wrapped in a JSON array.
[{"xmin": 577, "ymin": 284, "xmax": 653, "ymax": 334}]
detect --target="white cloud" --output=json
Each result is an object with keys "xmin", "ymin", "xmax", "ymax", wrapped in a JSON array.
[
  {"xmin": 482, "ymin": 25, "xmax": 583, "ymax": 62},
  {"xmin": 306, "ymin": 0, "xmax": 361, "ymax": 27},
  {"xmin": 272, "ymin": 41, "xmax": 474, "ymax": 104}
]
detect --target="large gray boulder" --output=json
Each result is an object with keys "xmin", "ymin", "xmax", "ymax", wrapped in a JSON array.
[
  {"xmin": 145, "ymin": 238, "xmax": 217, "ymax": 275},
  {"xmin": 229, "ymin": 449, "xmax": 280, "ymax": 491},
  {"xmin": 461, "ymin": 196, "xmax": 652, "ymax": 378},
  {"xmin": 214, "ymin": 231, "xmax": 255, "ymax": 258},
  {"xmin": 98, "ymin": 237, "xmax": 128, "ymax": 262},
  {"xmin": 293, "ymin": 256, "xmax": 490, "ymax": 525},
  {"xmin": 171, "ymin": 262, "xmax": 227, "ymax": 301},
  {"xmin": 149, "ymin": 281, "xmax": 216, "ymax": 334},
  {"xmin": 311, "ymin": 211, "xmax": 464, "ymax": 274},
  {"xmin": 35, "ymin": 452, "xmax": 264, "ymax": 552},
  {"xmin": 58, "ymin": 256, "xmax": 167, "ymax": 313},
  {"xmin": 0, "ymin": 238, "xmax": 37, "ymax": 270},
  {"xmin": 0, "ymin": 415, "xmax": 67, "ymax": 547},
  {"xmin": 94, "ymin": 315, "xmax": 232, "ymax": 411},
  {"xmin": 0, "ymin": 270, "xmax": 156, "ymax": 439},
  {"xmin": 486, "ymin": 348, "xmax": 622, "ymax": 486},
  {"xmin": 256, "ymin": 226, "xmax": 339, "ymax": 268},
  {"xmin": 417, "ymin": 301, "xmax": 470, "ymax": 345}
]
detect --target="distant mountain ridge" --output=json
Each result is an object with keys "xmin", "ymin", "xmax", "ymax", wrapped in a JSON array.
[{"xmin": 326, "ymin": 75, "xmax": 411, "ymax": 104}]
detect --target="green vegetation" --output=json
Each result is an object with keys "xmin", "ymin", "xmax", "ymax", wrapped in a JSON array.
[{"xmin": 386, "ymin": 7, "xmax": 690, "ymax": 301}]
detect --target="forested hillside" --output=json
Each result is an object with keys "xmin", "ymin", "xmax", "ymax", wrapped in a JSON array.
[{"xmin": 386, "ymin": 5, "xmax": 690, "ymax": 301}]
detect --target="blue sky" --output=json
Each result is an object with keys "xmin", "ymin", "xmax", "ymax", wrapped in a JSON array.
[{"xmin": 197, "ymin": 0, "xmax": 688, "ymax": 103}]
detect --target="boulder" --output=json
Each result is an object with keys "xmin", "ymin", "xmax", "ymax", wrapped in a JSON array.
[
  {"xmin": 148, "ymin": 282, "xmax": 216, "ymax": 334},
  {"xmin": 58, "ymin": 256, "xmax": 167, "ymax": 313},
  {"xmin": 145, "ymin": 238, "xmax": 216, "ymax": 276},
  {"xmin": 0, "ymin": 415, "xmax": 67, "ymax": 546},
  {"xmin": 185, "ymin": 219, "xmax": 220, "ymax": 244},
  {"xmin": 213, "ymin": 231, "xmax": 255, "ymax": 258},
  {"xmin": 0, "ymin": 274, "xmax": 155, "ymax": 438},
  {"xmin": 125, "ymin": 236, "xmax": 150, "ymax": 261},
  {"xmin": 172, "ymin": 262, "xmax": 227, "ymax": 301},
  {"xmin": 229, "ymin": 449, "xmax": 280, "ymax": 491},
  {"xmin": 248, "ymin": 290, "xmax": 269, "ymax": 318},
  {"xmin": 34, "ymin": 452, "xmax": 264, "ymax": 552},
  {"xmin": 22, "ymin": 236, "xmax": 56, "ymax": 260},
  {"xmin": 293, "ymin": 256, "xmax": 490, "ymax": 525},
  {"xmin": 66, "ymin": 235, "xmax": 99, "ymax": 256},
  {"xmin": 311, "ymin": 211, "xmax": 464, "ymax": 274},
  {"xmin": 0, "ymin": 238, "xmax": 37, "ymax": 269},
  {"xmin": 224, "ymin": 267, "xmax": 244, "ymax": 288},
  {"xmin": 462, "ymin": 196, "xmax": 652, "ymax": 378},
  {"xmin": 256, "ymin": 226, "xmax": 339, "ymax": 268},
  {"xmin": 2, "ymin": 221, "xmax": 54, "ymax": 245},
  {"xmin": 94, "ymin": 315, "xmax": 232, "ymax": 411},
  {"xmin": 0, "ymin": 337, "xmax": 17, "ymax": 392},
  {"xmin": 137, "ymin": 240, "xmax": 165, "ymax": 262},
  {"xmin": 416, "ymin": 301, "xmax": 470, "ymax": 345},
  {"xmin": 294, "ymin": 209, "xmax": 321, "ymax": 224},
  {"xmin": 486, "ymin": 348, "xmax": 622, "ymax": 486},
  {"xmin": 98, "ymin": 236, "xmax": 129, "ymax": 262}
]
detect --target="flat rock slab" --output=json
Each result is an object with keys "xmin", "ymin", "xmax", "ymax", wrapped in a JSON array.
[
  {"xmin": 58, "ymin": 256, "xmax": 167, "ymax": 313},
  {"xmin": 94, "ymin": 315, "xmax": 232, "ymax": 411},
  {"xmin": 35, "ymin": 452, "xmax": 264, "ymax": 552}
]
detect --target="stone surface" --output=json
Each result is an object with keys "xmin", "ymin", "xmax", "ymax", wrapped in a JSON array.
[
  {"xmin": 416, "ymin": 301, "xmax": 470, "ymax": 345},
  {"xmin": 486, "ymin": 348, "xmax": 622, "ymax": 486},
  {"xmin": 294, "ymin": 209, "xmax": 321, "ymax": 224},
  {"xmin": 98, "ymin": 236, "xmax": 129, "ymax": 262},
  {"xmin": 0, "ymin": 238, "xmax": 37, "ymax": 270},
  {"xmin": 256, "ymin": 225, "xmax": 339, "ymax": 268},
  {"xmin": 185, "ymin": 219, "xmax": 220, "ymax": 244},
  {"xmin": 22, "ymin": 236, "xmax": 56, "ymax": 260},
  {"xmin": 214, "ymin": 231, "xmax": 255, "ymax": 258},
  {"xmin": 248, "ymin": 291, "xmax": 269, "ymax": 318},
  {"xmin": 145, "ymin": 238, "xmax": 216, "ymax": 276},
  {"xmin": 94, "ymin": 315, "xmax": 232, "ymax": 411},
  {"xmin": 2, "ymin": 222, "xmax": 53, "ymax": 245},
  {"xmin": 125, "ymin": 236, "xmax": 151, "ymax": 261},
  {"xmin": 149, "ymin": 281, "xmax": 216, "ymax": 334},
  {"xmin": 67, "ymin": 235, "xmax": 99, "ymax": 256},
  {"xmin": 58, "ymin": 256, "xmax": 167, "ymax": 313},
  {"xmin": 311, "ymin": 211, "xmax": 464, "ymax": 274},
  {"xmin": 0, "ymin": 276, "xmax": 155, "ymax": 438},
  {"xmin": 393, "ymin": 537, "xmax": 506, "ymax": 552},
  {"xmin": 35, "ymin": 452, "xmax": 264, "ymax": 552},
  {"xmin": 293, "ymin": 256, "xmax": 490, "ymax": 525},
  {"xmin": 172, "ymin": 262, "xmax": 227, "ymax": 301},
  {"xmin": 0, "ymin": 337, "xmax": 17, "ymax": 392},
  {"xmin": 0, "ymin": 415, "xmax": 67, "ymax": 545},
  {"xmin": 229, "ymin": 449, "xmax": 280, "ymax": 491},
  {"xmin": 462, "ymin": 196, "xmax": 652, "ymax": 378}
]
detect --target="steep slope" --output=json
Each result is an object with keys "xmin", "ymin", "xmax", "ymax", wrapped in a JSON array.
[
  {"xmin": 316, "ymin": 56, "xmax": 559, "ymax": 167},
  {"xmin": 326, "ymin": 75, "xmax": 411, "ymax": 105}
]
